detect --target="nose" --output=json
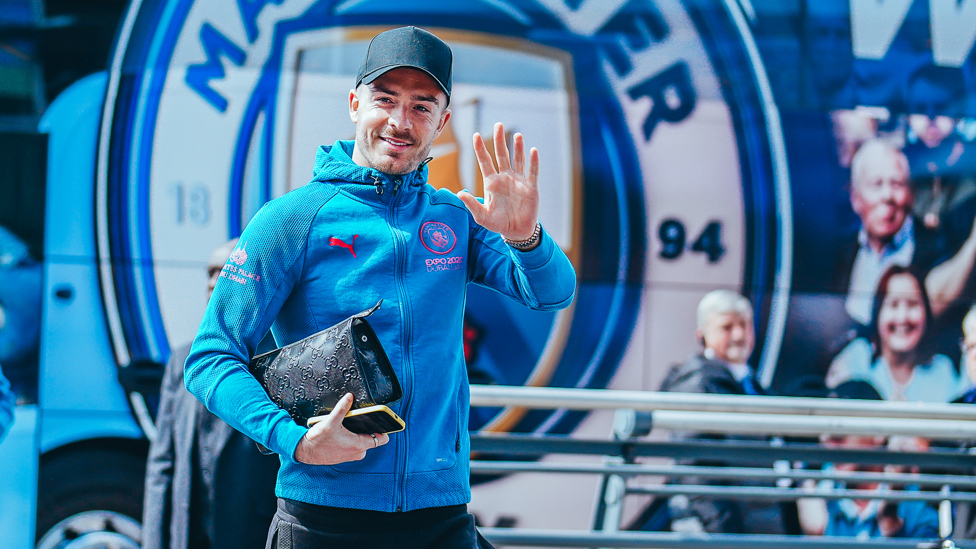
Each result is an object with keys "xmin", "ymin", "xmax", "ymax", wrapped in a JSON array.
[
  {"xmin": 879, "ymin": 180, "xmax": 895, "ymax": 201},
  {"xmin": 388, "ymin": 104, "xmax": 412, "ymax": 130},
  {"xmin": 892, "ymin": 301, "xmax": 911, "ymax": 321}
]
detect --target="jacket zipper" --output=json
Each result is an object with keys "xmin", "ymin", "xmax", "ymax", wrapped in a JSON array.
[{"xmin": 388, "ymin": 176, "xmax": 412, "ymax": 512}]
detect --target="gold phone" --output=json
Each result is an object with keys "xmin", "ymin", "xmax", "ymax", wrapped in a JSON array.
[{"xmin": 307, "ymin": 404, "xmax": 405, "ymax": 435}]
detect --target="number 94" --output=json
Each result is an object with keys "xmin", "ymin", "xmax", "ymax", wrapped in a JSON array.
[{"xmin": 658, "ymin": 219, "xmax": 725, "ymax": 263}]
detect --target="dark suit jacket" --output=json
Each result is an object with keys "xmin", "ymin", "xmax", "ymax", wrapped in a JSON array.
[
  {"xmin": 659, "ymin": 355, "xmax": 784, "ymax": 535},
  {"xmin": 142, "ymin": 344, "xmax": 279, "ymax": 549}
]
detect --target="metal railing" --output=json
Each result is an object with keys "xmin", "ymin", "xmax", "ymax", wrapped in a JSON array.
[{"xmin": 468, "ymin": 385, "xmax": 976, "ymax": 549}]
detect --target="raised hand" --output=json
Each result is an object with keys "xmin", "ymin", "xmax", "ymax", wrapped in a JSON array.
[
  {"xmin": 457, "ymin": 122, "xmax": 540, "ymax": 242},
  {"xmin": 293, "ymin": 393, "xmax": 389, "ymax": 465}
]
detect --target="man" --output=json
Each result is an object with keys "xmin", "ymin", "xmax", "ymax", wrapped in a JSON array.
[
  {"xmin": 902, "ymin": 64, "xmax": 976, "ymax": 232},
  {"xmin": 184, "ymin": 26, "xmax": 576, "ymax": 548},
  {"xmin": 144, "ymin": 238, "xmax": 279, "ymax": 549},
  {"xmin": 659, "ymin": 290, "xmax": 781, "ymax": 534},
  {"xmin": 661, "ymin": 289, "xmax": 762, "ymax": 398},
  {"xmin": 837, "ymin": 139, "xmax": 948, "ymax": 326}
]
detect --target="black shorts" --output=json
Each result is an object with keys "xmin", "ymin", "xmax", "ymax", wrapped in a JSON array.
[{"xmin": 265, "ymin": 498, "xmax": 495, "ymax": 549}]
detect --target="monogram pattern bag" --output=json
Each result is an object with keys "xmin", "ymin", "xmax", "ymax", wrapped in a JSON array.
[{"xmin": 248, "ymin": 300, "xmax": 401, "ymax": 427}]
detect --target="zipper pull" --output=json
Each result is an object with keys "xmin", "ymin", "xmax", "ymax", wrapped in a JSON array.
[
  {"xmin": 372, "ymin": 175, "xmax": 383, "ymax": 195},
  {"xmin": 394, "ymin": 178, "xmax": 403, "ymax": 194}
]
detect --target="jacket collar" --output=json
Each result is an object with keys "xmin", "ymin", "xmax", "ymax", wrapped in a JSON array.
[{"xmin": 309, "ymin": 140, "xmax": 429, "ymax": 199}]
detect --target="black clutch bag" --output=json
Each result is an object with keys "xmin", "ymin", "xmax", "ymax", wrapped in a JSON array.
[{"xmin": 248, "ymin": 300, "xmax": 404, "ymax": 433}]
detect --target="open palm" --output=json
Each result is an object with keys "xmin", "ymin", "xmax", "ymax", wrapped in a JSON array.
[{"xmin": 457, "ymin": 122, "xmax": 540, "ymax": 241}]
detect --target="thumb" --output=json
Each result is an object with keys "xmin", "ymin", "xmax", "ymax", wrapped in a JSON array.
[
  {"xmin": 328, "ymin": 393, "xmax": 355, "ymax": 424},
  {"xmin": 457, "ymin": 191, "xmax": 486, "ymax": 225}
]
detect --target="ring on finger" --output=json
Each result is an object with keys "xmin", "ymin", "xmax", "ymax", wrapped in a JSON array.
[{"xmin": 370, "ymin": 433, "xmax": 377, "ymax": 448}]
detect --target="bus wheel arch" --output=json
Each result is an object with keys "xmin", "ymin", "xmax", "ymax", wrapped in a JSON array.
[{"xmin": 36, "ymin": 437, "xmax": 148, "ymax": 547}]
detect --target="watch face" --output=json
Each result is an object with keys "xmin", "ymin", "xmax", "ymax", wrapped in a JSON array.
[{"xmin": 97, "ymin": 0, "xmax": 786, "ymax": 435}]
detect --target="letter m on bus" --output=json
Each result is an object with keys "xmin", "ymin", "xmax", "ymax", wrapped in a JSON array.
[{"xmin": 185, "ymin": 23, "xmax": 247, "ymax": 112}]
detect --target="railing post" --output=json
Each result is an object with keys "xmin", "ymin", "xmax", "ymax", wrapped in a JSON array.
[
  {"xmin": 941, "ymin": 484, "xmax": 956, "ymax": 548},
  {"xmin": 592, "ymin": 409, "xmax": 654, "ymax": 540}
]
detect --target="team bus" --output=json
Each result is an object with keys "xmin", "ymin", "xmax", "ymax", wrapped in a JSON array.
[{"xmin": 3, "ymin": 0, "xmax": 976, "ymax": 545}]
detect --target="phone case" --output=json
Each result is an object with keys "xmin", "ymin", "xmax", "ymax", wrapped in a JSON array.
[{"xmin": 307, "ymin": 404, "xmax": 406, "ymax": 434}]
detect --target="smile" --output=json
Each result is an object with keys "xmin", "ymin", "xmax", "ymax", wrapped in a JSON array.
[
  {"xmin": 381, "ymin": 136, "xmax": 413, "ymax": 148},
  {"xmin": 887, "ymin": 325, "xmax": 918, "ymax": 336}
]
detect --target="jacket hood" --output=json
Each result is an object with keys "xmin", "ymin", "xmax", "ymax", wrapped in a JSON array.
[{"xmin": 310, "ymin": 140, "xmax": 429, "ymax": 189}]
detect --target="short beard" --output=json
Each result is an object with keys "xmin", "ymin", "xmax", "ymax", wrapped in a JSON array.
[{"xmin": 356, "ymin": 130, "xmax": 435, "ymax": 175}]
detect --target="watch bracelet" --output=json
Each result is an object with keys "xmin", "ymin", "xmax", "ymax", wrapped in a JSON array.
[{"xmin": 503, "ymin": 222, "xmax": 542, "ymax": 249}]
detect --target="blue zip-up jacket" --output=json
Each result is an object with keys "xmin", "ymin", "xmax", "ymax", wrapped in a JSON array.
[{"xmin": 185, "ymin": 140, "xmax": 576, "ymax": 512}]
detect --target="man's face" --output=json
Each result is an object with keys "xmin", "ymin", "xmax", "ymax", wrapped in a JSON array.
[
  {"xmin": 349, "ymin": 68, "xmax": 451, "ymax": 175},
  {"xmin": 207, "ymin": 241, "xmax": 237, "ymax": 300},
  {"xmin": 698, "ymin": 312, "xmax": 754, "ymax": 364},
  {"xmin": 207, "ymin": 261, "xmax": 222, "ymax": 299},
  {"xmin": 822, "ymin": 434, "xmax": 886, "ymax": 476},
  {"xmin": 850, "ymin": 148, "xmax": 912, "ymax": 246},
  {"xmin": 908, "ymin": 114, "xmax": 955, "ymax": 149}
]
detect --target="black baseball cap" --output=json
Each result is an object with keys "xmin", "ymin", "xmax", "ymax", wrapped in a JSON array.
[{"xmin": 355, "ymin": 26, "xmax": 453, "ymax": 104}]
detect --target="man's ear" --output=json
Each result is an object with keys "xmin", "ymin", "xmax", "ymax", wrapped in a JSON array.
[
  {"xmin": 433, "ymin": 108, "xmax": 451, "ymax": 140},
  {"xmin": 849, "ymin": 187, "xmax": 861, "ymax": 216},
  {"xmin": 348, "ymin": 88, "xmax": 360, "ymax": 124}
]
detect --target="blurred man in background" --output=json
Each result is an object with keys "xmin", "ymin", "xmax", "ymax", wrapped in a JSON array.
[
  {"xmin": 143, "ymin": 238, "xmax": 278, "ymax": 549},
  {"xmin": 659, "ymin": 289, "xmax": 782, "ymax": 534}
]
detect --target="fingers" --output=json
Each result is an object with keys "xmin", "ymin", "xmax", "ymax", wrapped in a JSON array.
[
  {"xmin": 493, "ymin": 122, "xmax": 512, "ymax": 173},
  {"xmin": 527, "ymin": 147, "xmax": 540, "ymax": 188},
  {"xmin": 472, "ymin": 133, "xmax": 497, "ymax": 179},
  {"xmin": 359, "ymin": 432, "xmax": 391, "ymax": 448},
  {"xmin": 512, "ymin": 132, "xmax": 525, "ymax": 175}
]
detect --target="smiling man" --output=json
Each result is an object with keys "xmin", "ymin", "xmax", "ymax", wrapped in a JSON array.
[{"xmin": 184, "ymin": 26, "xmax": 576, "ymax": 549}]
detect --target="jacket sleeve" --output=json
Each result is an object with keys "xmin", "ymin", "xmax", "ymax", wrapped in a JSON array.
[
  {"xmin": 0, "ymin": 363, "xmax": 14, "ymax": 444},
  {"xmin": 142, "ymin": 351, "xmax": 182, "ymax": 549},
  {"xmin": 184, "ymin": 202, "xmax": 316, "ymax": 462},
  {"xmin": 467, "ymin": 222, "xmax": 576, "ymax": 311}
]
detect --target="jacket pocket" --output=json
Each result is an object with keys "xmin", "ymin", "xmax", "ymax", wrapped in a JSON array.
[{"xmin": 407, "ymin": 388, "xmax": 461, "ymax": 473}]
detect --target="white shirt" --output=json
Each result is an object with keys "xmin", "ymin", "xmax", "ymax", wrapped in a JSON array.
[{"xmin": 845, "ymin": 217, "xmax": 915, "ymax": 325}]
